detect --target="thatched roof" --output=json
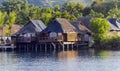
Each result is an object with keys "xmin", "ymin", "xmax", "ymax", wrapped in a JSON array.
[
  {"xmin": 11, "ymin": 24, "xmax": 22, "ymax": 35},
  {"xmin": 77, "ymin": 17, "xmax": 92, "ymax": 29},
  {"xmin": 70, "ymin": 21, "xmax": 92, "ymax": 34},
  {"xmin": 108, "ymin": 18, "xmax": 120, "ymax": 31},
  {"xmin": 41, "ymin": 18, "xmax": 76, "ymax": 33},
  {"xmin": 0, "ymin": 24, "xmax": 21, "ymax": 36},
  {"xmin": 16, "ymin": 20, "xmax": 46, "ymax": 35}
]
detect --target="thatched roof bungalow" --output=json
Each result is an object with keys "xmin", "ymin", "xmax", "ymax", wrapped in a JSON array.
[
  {"xmin": 16, "ymin": 20, "xmax": 46, "ymax": 35},
  {"xmin": 39, "ymin": 18, "xmax": 92, "ymax": 44},
  {"xmin": 15, "ymin": 20, "xmax": 46, "ymax": 43}
]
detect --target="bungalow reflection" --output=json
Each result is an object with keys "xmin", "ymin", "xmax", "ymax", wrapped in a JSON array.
[{"xmin": 58, "ymin": 50, "xmax": 78, "ymax": 60}]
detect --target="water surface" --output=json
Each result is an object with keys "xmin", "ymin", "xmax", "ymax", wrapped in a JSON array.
[{"xmin": 0, "ymin": 49, "xmax": 120, "ymax": 71}]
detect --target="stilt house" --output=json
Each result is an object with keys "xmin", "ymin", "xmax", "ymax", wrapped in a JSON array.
[
  {"xmin": 39, "ymin": 18, "xmax": 92, "ymax": 45},
  {"xmin": 15, "ymin": 20, "xmax": 46, "ymax": 43}
]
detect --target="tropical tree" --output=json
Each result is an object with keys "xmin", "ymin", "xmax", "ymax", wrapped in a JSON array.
[
  {"xmin": 0, "ymin": 11, "xmax": 7, "ymax": 36},
  {"xmin": 89, "ymin": 9, "xmax": 104, "ymax": 18},
  {"xmin": 90, "ymin": 18, "xmax": 110, "ymax": 43},
  {"xmin": 54, "ymin": 5, "xmax": 61, "ymax": 12},
  {"xmin": 41, "ymin": 13, "xmax": 53, "ymax": 25},
  {"xmin": 107, "ymin": 8, "xmax": 120, "ymax": 18},
  {"xmin": 6, "ymin": 11, "xmax": 17, "ymax": 35}
]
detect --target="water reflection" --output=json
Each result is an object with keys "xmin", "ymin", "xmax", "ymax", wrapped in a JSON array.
[{"xmin": 0, "ymin": 49, "xmax": 120, "ymax": 71}]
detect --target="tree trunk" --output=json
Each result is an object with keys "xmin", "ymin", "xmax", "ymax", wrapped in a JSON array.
[
  {"xmin": 9, "ymin": 26, "xmax": 12, "ymax": 36},
  {"xmin": 0, "ymin": 27, "xmax": 3, "ymax": 36}
]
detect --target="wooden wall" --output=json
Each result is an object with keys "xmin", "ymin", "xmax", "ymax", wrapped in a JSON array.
[{"xmin": 63, "ymin": 33, "xmax": 78, "ymax": 41}]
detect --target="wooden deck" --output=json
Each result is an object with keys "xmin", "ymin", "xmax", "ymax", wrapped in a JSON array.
[
  {"xmin": 0, "ymin": 46, "xmax": 16, "ymax": 49},
  {"xmin": 0, "ymin": 45, "xmax": 16, "ymax": 51}
]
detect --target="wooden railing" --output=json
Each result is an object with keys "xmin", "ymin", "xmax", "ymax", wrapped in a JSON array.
[
  {"xmin": 16, "ymin": 37, "xmax": 36, "ymax": 43},
  {"xmin": 39, "ymin": 36, "xmax": 63, "ymax": 42}
]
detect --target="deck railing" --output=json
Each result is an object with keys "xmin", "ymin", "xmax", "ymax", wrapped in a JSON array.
[
  {"xmin": 39, "ymin": 36, "xmax": 63, "ymax": 42},
  {"xmin": 16, "ymin": 37, "xmax": 36, "ymax": 43}
]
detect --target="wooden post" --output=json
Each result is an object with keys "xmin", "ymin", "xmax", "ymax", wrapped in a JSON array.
[
  {"xmin": 35, "ymin": 44, "xmax": 37, "ymax": 52},
  {"xmin": 67, "ymin": 44, "xmax": 69, "ymax": 50},
  {"xmin": 62, "ymin": 44, "xmax": 64, "ymax": 51},
  {"xmin": 27, "ymin": 44, "xmax": 29, "ymax": 52},
  {"xmin": 54, "ymin": 44, "xmax": 56, "ymax": 51},
  {"xmin": 45, "ymin": 43, "xmax": 47, "ymax": 52},
  {"xmin": 72, "ymin": 44, "xmax": 73, "ymax": 50},
  {"xmin": 50, "ymin": 43, "xmax": 51, "ymax": 51},
  {"xmin": 40, "ymin": 44, "xmax": 42, "ymax": 51}
]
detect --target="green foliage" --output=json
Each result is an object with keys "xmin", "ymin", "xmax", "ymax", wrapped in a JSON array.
[
  {"xmin": 91, "ymin": 0, "xmax": 120, "ymax": 17},
  {"xmin": 7, "ymin": 11, "xmax": 17, "ymax": 26},
  {"xmin": 69, "ymin": 15, "xmax": 77, "ymax": 21},
  {"xmin": 90, "ymin": 18, "xmax": 110, "ymax": 43},
  {"xmin": 0, "ymin": 11, "xmax": 7, "ymax": 28},
  {"xmin": 41, "ymin": 13, "xmax": 53, "ymax": 25},
  {"xmin": 61, "ymin": 11, "xmax": 70, "ymax": 19},
  {"xmin": 0, "ymin": 0, "xmax": 120, "ymax": 36},
  {"xmin": 107, "ymin": 8, "xmax": 120, "ymax": 18},
  {"xmin": 0, "ymin": 11, "xmax": 7, "ymax": 36},
  {"xmin": 101, "ymin": 36, "xmax": 120, "ymax": 47},
  {"xmin": 54, "ymin": 5, "xmax": 61, "ymax": 11},
  {"xmin": 89, "ymin": 9, "xmax": 104, "ymax": 18},
  {"xmin": 5, "ymin": 29, "xmax": 10, "ymax": 36}
]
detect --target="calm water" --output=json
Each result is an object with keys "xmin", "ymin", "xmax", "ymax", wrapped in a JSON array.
[{"xmin": 0, "ymin": 49, "xmax": 120, "ymax": 71}]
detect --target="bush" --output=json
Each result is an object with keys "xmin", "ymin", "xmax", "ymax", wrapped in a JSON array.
[
  {"xmin": 5, "ymin": 29, "xmax": 10, "ymax": 36},
  {"xmin": 90, "ymin": 18, "xmax": 110, "ymax": 43}
]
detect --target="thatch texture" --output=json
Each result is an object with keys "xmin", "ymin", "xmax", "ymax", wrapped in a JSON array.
[
  {"xmin": 0, "ymin": 24, "xmax": 21, "ymax": 36},
  {"xmin": 16, "ymin": 20, "xmax": 46, "ymax": 35},
  {"xmin": 77, "ymin": 17, "xmax": 92, "ymax": 29},
  {"xmin": 41, "ymin": 18, "xmax": 76, "ymax": 33},
  {"xmin": 70, "ymin": 21, "xmax": 92, "ymax": 34}
]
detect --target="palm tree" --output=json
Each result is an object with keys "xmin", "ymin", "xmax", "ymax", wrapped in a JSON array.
[
  {"xmin": 7, "ymin": 11, "xmax": 17, "ymax": 36},
  {"xmin": 0, "ymin": 11, "xmax": 7, "ymax": 36}
]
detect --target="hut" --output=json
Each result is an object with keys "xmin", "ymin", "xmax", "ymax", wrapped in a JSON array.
[
  {"xmin": 39, "ymin": 18, "xmax": 92, "ymax": 45},
  {"xmin": 108, "ymin": 18, "xmax": 120, "ymax": 36},
  {"xmin": 15, "ymin": 20, "xmax": 46, "ymax": 43},
  {"xmin": 70, "ymin": 21, "xmax": 92, "ymax": 43}
]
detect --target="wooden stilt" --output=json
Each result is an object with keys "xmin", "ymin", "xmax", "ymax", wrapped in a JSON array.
[
  {"xmin": 35, "ymin": 44, "xmax": 37, "ymax": 52},
  {"xmin": 72, "ymin": 44, "xmax": 73, "ymax": 50},
  {"xmin": 63, "ymin": 44, "xmax": 64, "ymax": 51},
  {"xmin": 45, "ymin": 43, "xmax": 47, "ymax": 52},
  {"xmin": 67, "ymin": 44, "xmax": 69, "ymax": 50},
  {"xmin": 50, "ymin": 43, "xmax": 51, "ymax": 51},
  {"xmin": 40, "ymin": 44, "xmax": 42, "ymax": 51}
]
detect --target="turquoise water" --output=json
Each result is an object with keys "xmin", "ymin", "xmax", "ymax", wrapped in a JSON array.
[{"xmin": 0, "ymin": 49, "xmax": 120, "ymax": 71}]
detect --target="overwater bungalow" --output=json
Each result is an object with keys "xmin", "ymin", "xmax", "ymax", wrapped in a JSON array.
[
  {"xmin": 15, "ymin": 20, "xmax": 46, "ymax": 44},
  {"xmin": 70, "ymin": 21, "xmax": 93, "ymax": 43},
  {"xmin": 38, "ymin": 18, "xmax": 92, "ymax": 47}
]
